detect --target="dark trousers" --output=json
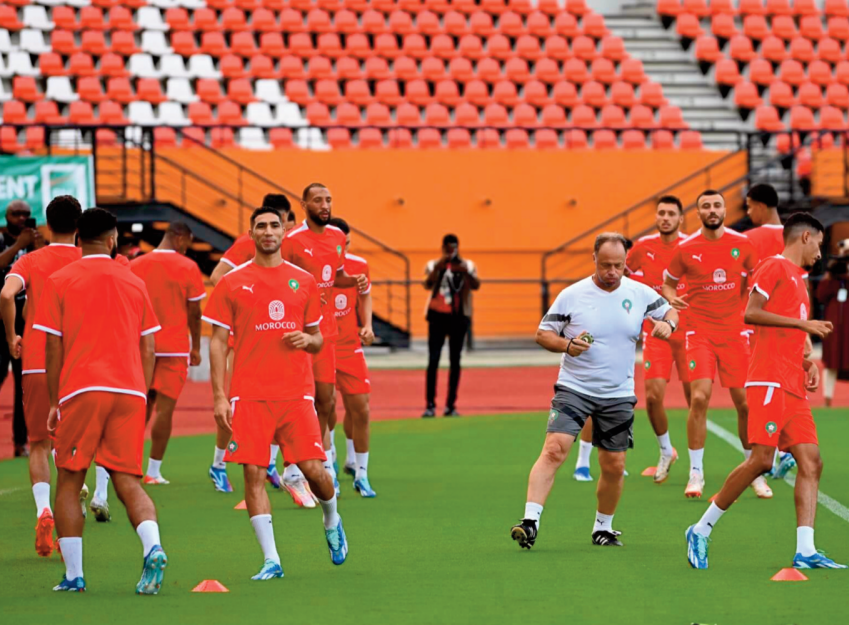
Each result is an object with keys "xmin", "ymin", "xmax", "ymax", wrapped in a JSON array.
[
  {"xmin": 426, "ymin": 311, "xmax": 469, "ymax": 410},
  {"xmin": 0, "ymin": 310, "xmax": 26, "ymax": 448}
]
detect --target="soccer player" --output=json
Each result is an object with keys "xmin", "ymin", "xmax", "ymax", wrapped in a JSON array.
[
  {"xmin": 511, "ymin": 233, "xmax": 678, "ymax": 549},
  {"xmin": 34, "ymin": 208, "xmax": 167, "ymax": 593},
  {"xmin": 282, "ymin": 183, "xmax": 368, "ymax": 494},
  {"xmin": 0, "ymin": 195, "xmax": 82, "ymax": 556},
  {"xmin": 327, "ymin": 217, "xmax": 376, "ymax": 498},
  {"xmin": 129, "ymin": 223, "xmax": 206, "ymax": 485},
  {"xmin": 663, "ymin": 190, "xmax": 773, "ymax": 500},
  {"xmin": 204, "ymin": 207, "xmax": 348, "ymax": 578},
  {"xmin": 686, "ymin": 213, "xmax": 847, "ymax": 570}
]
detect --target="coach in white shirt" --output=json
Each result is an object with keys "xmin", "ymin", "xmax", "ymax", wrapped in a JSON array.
[{"xmin": 510, "ymin": 233, "xmax": 679, "ymax": 550}]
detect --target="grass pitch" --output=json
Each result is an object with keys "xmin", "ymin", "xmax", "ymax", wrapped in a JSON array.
[{"xmin": 1, "ymin": 409, "xmax": 848, "ymax": 625}]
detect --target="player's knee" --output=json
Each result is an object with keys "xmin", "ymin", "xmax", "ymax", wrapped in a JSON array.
[
  {"xmin": 750, "ymin": 452, "xmax": 774, "ymax": 475},
  {"xmin": 690, "ymin": 391, "xmax": 710, "ymax": 412},
  {"xmin": 599, "ymin": 453, "xmax": 626, "ymax": 477},
  {"xmin": 797, "ymin": 453, "xmax": 823, "ymax": 479},
  {"xmin": 540, "ymin": 441, "xmax": 568, "ymax": 466}
]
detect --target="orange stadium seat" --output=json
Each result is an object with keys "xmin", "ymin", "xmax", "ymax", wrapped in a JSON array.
[
  {"xmin": 80, "ymin": 76, "xmax": 108, "ymax": 103},
  {"xmin": 772, "ymin": 16, "xmax": 799, "ymax": 41},
  {"xmin": 337, "ymin": 57, "xmax": 364, "ymax": 80},
  {"xmin": 564, "ymin": 59, "xmax": 590, "ymax": 83},
  {"xmin": 425, "ymin": 102, "xmax": 452, "ymax": 126},
  {"xmin": 516, "ymin": 35, "xmax": 543, "ymax": 61},
  {"xmin": 659, "ymin": 105, "xmax": 687, "ymax": 128},
  {"xmin": 101, "ymin": 53, "xmax": 129, "ymax": 78},
  {"xmin": 800, "ymin": 16, "xmax": 825, "ymax": 40},
  {"xmin": 621, "ymin": 59, "xmax": 648, "ymax": 84},
  {"xmin": 611, "ymin": 82, "xmax": 636, "ymax": 108},
  {"xmin": 710, "ymin": 0, "xmax": 737, "ymax": 15},
  {"xmin": 39, "ymin": 53, "xmax": 67, "ymax": 77},
  {"xmin": 513, "ymin": 102, "xmax": 539, "ymax": 126},
  {"xmin": 593, "ymin": 129, "xmax": 617, "ymax": 149},
  {"xmin": 493, "ymin": 80, "xmax": 519, "ymax": 106},
  {"xmin": 754, "ymin": 104, "xmax": 785, "ymax": 130},
  {"xmin": 591, "ymin": 58, "xmax": 618, "ymax": 84},
  {"xmin": 554, "ymin": 12, "xmax": 580, "ymax": 38},
  {"xmin": 711, "ymin": 14, "xmax": 740, "ymax": 40},
  {"xmin": 499, "ymin": 11, "xmax": 525, "ymax": 38},
  {"xmin": 53, "ymin": 7, "xmax": 79, "ymax": 31},
  {"xmin": 743, "ymin": 15, "xmax": 771, "ymax": 41},
  {"xmin": 221, "ymin": 55, "xmax": 248, "ymax": 78},
  {"xmin": 487, "ymin": 34, "xmax": 514, "ymax": 61},
  {"xmin": 714, "ymin": 59, "xmax": 743, "ymax": 87},
  {"xmin": 534, "ymin": 58, "xmax": 561, "ymax": 83},
  {"xmin": 766, "ymin": 0, "xmax": 793, "ymax": 15},
  {"xmin": 828, "ymin": 17, "xmax": 849, "ymax": 41},
  {"xmin": 445, "ymin": 127, "xmax": 471, "ymax": 148},
  {"xmin": 476, "ymin": 128, "xmax": 502, "ymax": 148},
  {"xmin": 809, "ymin": 60, "xmax": 835, "ymax": 87},
  {"xmin": 769, "ymin": 81, "xmax": 797, "ymax": 108},
  {"xmin": 601, "ymin": 36, "xmax": 628, "ymax": 62},
  {"xmin": 540, "ymin": 103, "xmax": 567, "ymax": 126},
  {"xmin": 622, "ymin": 129, "xmax": 647, "ymax": 149},
  {"xmin": 3, "ymin": 101, "xmax": 29, "ymax": 125},
  {"xmin": 336, "ymin": 103, "xmax": 362, "ymax": 126},
  {"xmin": 393, "ymin": 56, "xmax": 419, "ymax": 80},
  {"xmin": 563, "ymin": 128, "xmax": 588, "ymax": 148},
  {"xmin": 696, "ymin": 36, "xmax": 724, "ymax": 64},
  {"xmin": 99, "ymin": 100, "xmax": 129, "ymax": 125},
  {"xmin": 789, "ymin": 37, "xmax": 815, "ymax": 63},
  {"xmin": 630, "ymin": 104, "xmax": 656, "ymax": 128},
  {"xmin": 657, "ymin": 0, "xmax": 683, "ymax": 18},
  {"xmin": 760, "ymin": 36, "xmax": 788, "ymax": 63},
  {"xmin": 13, "ymin": 76, "xmax": 42, "ymax": 103},
  {"xmin": 306, "ymin": 102, "xmax": 331, "ymax": 125},
  {"xmin": 798, "ymin": 82, "xmax": 824, "ymax": 109},
  {"xmin": 269, "ymin": 128, "xmax": 295, "ymax": 149},
  {"xmin": 639, "ymin": 83, "xmax": 666, "ymax": 108},
  {"xmin": 211, "ymin": 127, "xmax": 237, "ymax": 149},
  {"xmin": 534, "ymin": 127, "xmax": 559, "ymax": 148},
  {"xmin": 408, "ymin": 79, "xmax": 434, "ymax": 106},
  {"xmin": 821, "ymin": 105, "xmax": 847, "ymax": 129},
  {"xmin": 827, "ymin": 83, "xmax": 849, "ymax": 108},
  {"xmin": 552, "ymin": 81, "xmax": 579, "ymax": 107},
  {"xmin": 222, "ymin": 8, "xmax": 249, "ymax": 32},
  {"xmin": 505, "ymin": 58, "xmax": 530, "ymax": 83},
  {"xmin": 505, "ymin": 128, "xmax": 530, "ymax": 148},
  {"xmin": 68, "ymin": 101, "xmax": 96, "ymax": 125},
  {"xmin": 679, "ymin": 130, "xmax": 703, "ymax": 149},
  {"xmin": 34, "ymin": 101, "xmax": 66, "ymax": 125},
  {"xmin": 582, "ymin": 81, "xmax": 607, "ymax": 108},
  {"xmin": 544, "ymin": 36, "xmax": 571, "ymax": 62},
  {"xmin": 523, "ymin": 80, "xmax": 550, "ymax": 107},
  {"xmin": 567, "ymin": 0, "xmax": 590, "ymax": 16},
  {"xmin": 651, "ymin": 129, "xmax": 676, "ymax": 149},
  {"xmin": 739, "ymin": 0, "xmax": 767, "ymax": 15},
  {"xmin": 389, "ymin": 10, "xmax": 417, "ymax": 34},
  {"xmin": 817, "ymin": 38, "xmax": 842, "ymax": 64},
  {"xmin": 789, "ymin": 105, "xmax": 818, "ymax": 129},
  {"xmin": 729, "ymin": 34, "xmax": 759, "ymax": 63},
  {"xmin": 434, "ymin": 79, "xmax": 461, "ymax": 107},
  {"xmin": 749, "ymin": 58, "xmax": 777, "ymax": 86},
  {"xmin": 449, "ymin": 57, "xmax": 475, "ymax": 82},
  {"xmin": 376, "ymin": 79, "xmax": 404, "ymax": 105},
  {"xmin": 417, "ymin": 128, "xmax": 443, "ymax": 148},
  {"xmin": 600, "ymin": 104, "xmax": 627, "ymax": 128},
  {"xmin": 778, "ymin": 59, "xmax": 807, "ymax": 86},
  {"xmin": 527, "ymin": 11, "xmax": 553, "ymax": 38},
  {"xmin": 676, "ymin": 13, "xmax": 704, "ymax": 40},
  {"xmin": 734, "ymin": 81, "xmax": 763, "ymax": 110},
  {"xmin": 572, "ymin": 36, "xmax": 598, "ymax": 62},
  {"xmin": 571, "ymin": 103, "xmax": 597, "ymax": 127}
]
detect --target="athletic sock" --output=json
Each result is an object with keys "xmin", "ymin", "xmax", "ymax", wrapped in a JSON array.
[
  {"xmin": 250, "ymin": 514, "xmax": 281, "ymax": 565},
  {"xmin": 657, "ymin": 432, "xmax": 673, "ymax": 457},
  {"xmin": 318, "ymin": 496, "xmax": 340, "ymax": 530},
  {"xmin": 212, "ymin": 447, "xmax": 226, "ymax": 470},
  {"xmin": 269, "ymin": 445, "xmax": 279, "ymax": 468},
  {"xmin": 146, "ymin": 458, "xmax": 162, "ymax": 479},
  {"xmin": 523, "ymin": 502, "xmax": 543, "ymax": 525},
  {"xmin": 576, "ymin": 440, "xmax": 593, "ymax": 470},
  {"xmin": 694, "ymin": 502, "xmax": 726, "ymax": 537},
  {"xmin": 688, "ymin": 448, "xmax": 704, "ymax": 475},
  {"xmin": 329, "ymin": 428, "xmax": 337, "ymax": 464},
  {"xmin": 345, "ymin": 438, "xmax": 356, "ymax": 467},
  {"xmin": 773, "ymin": 448, "xmax": 780, "ymax": 468},
  {"xmin": 322, "ymin": 449, "xmax": 337, "ymax": 481},
  {"xmin": 136, "ymin": 520, "xmax": 161, "ymax": 558},
  {"xmin": 593, "ymin": 511, "xmax": 614, "ymax": 534},
  {"xmin": 58, "ymin": 537, "xmax": 83, "ymax": 580},
  {"xmin": 283, "ymin": 464, "xmax": 304, "ymax": 482},
  {"xmin": 32, "ymin": 482, "xmax": 51, "ymax": 517},
  {"xmin": 796, "ymin": 526, "xmax": 816, "ymax": 557},
  {"xmin": 94, "ymin": 466, "xmax": 110, "ymax": 502},
  {"xmin": 743, "ymin": 449, "xmax": 752, "ymax": 461},
  {"xmin": 355, "ymin": 452, "xmax": 369, "ymax": 480}
]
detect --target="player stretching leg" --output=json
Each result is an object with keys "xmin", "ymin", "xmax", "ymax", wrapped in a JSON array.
[
  {"xmin": 37, "ymin": 209, "xmax": 167, "ymax": 593},
  {"xmin": 0, "ymin": 196, "xmax": 83, "ymax": 555},
  {"xmin": 663, "ymin": 190, "xmax": 772, "ymax": 500},
  {"xmin": 205, "ymin": 207, "xmax": 348, "ymax": 578},
  {"xmin": 512, "ymin": 234, "xmax": 678, "ymax": 549},
  {"xmin": 130, "ymin": 223, "xmax": 206, "ymax": 486},
  {"xmin": 687, "ymin": 213, "xmax": 846, "ymax": 570}
]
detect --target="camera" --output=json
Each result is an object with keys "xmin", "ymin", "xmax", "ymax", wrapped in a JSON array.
[{"xmin": 24, "ymin": 217, "xmax": 36, "ymax": 229}]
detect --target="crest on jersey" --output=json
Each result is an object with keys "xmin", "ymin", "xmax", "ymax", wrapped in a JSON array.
[
  {"xmin": 622, "ymin": 299, "xmax": 632, "ymax": 314},
  {"xmin": 228, "ymin": 441, "xmax": 238, "ymax": 453},
  {"xmin": 288, "ymin": 279, "xmax": 299, "ymax": 292},
  {"xmin": 548, "ymin": 410, "xmax": 557, "ymax": 425},
  {"xmin": 337, "ymin": 245, "xmax": 342, "ymax": 256},
  {"xmin": 800, "ymin": 303, "xmax": 807, "ymax": 320},
  {"xmin": 689, "ymin": 359, "xmax": 696, "ymax": 370},
  {"xmin": 321, "ymin": 264, "xmax": 333, "ymax": 282},
  {"xmin": 713, "ymin": 269, "xmax": 727, "ymax": 284},
  {"xmin": 335, "ymin": 294, "xmax": 347, "ymax": 310},
  {"xmin": 731, "ymin": 248, "xmax": 740, "ymax": 259},
  {"xmin": 765, "ymin": 422, "xmax": 777, "ymax": 436},
  {"xmin": 268, "ymin": 300, "xmax": 285, "ymax": 321},
  {"xmin": 644, "ymin": 361, "xmax": 651, "ymax": 370}
]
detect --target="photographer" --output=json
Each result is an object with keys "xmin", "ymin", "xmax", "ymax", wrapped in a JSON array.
[
  {"xmin": 422, "ymin": 234, "xmax": 480, "ymax": 418},
  {"xmin": 0, "ymin": 200, "xmax": 43, "ymax": 456},
  {"xmin": 816, "ymin": 238, "xmax": 849, "ymax": 407}
]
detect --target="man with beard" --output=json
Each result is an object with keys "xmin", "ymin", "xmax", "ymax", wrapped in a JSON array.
[
  {"xmin": 686, "ymin": 213, "xmax": 846, "ymax": 570},
  {"xmin": 663, "ymin": 191, "xmax": 771, "ymax": 500}
]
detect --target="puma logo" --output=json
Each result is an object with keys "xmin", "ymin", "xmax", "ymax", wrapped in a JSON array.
[
  {"xmin": 647, "ymin": 252, "xmax": 655, "ymax": 261},
  {"xmin": 692, "ymin": 254, "xmax": 703, "ymax": 262},
  {"xmin": 304, "ymin": 249, "xmax": 314, "ymax": 257},
  {"xmin": 791, "ymin": 277, "xmax": 798, "ymax": 285},
  {"xmin": 242, "ymin": 285, "xmax": 254, "ymax": 294}
]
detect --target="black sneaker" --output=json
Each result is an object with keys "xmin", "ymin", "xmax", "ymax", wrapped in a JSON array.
[
  {"xmin": 591, "ymin": 530, "xmax": 623, "ymax": 546},
  {"xmin": 511, "ymin": 519, "xmax": 538, "ymax": 550},
  {"xmin": 444, "ymin": 407, "xmax": 460, "ymax": 417},
  {"xmin": 422, "ymin": 407, "xmax": 436, "ymax": 418}
]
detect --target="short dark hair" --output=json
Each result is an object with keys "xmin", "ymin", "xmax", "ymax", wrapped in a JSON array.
[
  {"xmin": 45, "ymin": 195, "xmax": 82, "ymax": 234},
  {"xmin": 747, "ymin": 183, "xmax": 779, "ymax": 209},
  {"xmin": 442, "ymin": 234, "xmax": 459, "ymax": 247},
  {"xmin": 250, "ymin": 206, "xmax": 281, "ymax": 226},
  {"xmin": 262, "ymin": 193, "xmax": 292, "ymax": 212},
  {"xmin": 594, "ymin": 232, "xmax": 628, "ymax": 254},
  {"xmin": 697, "ymin": 189, "xmax": 725, "ymax": 205},
  {"xmin": 783, "ymin": 212, "xmax": 824, "ymax": 243},
  {"xmin": 302, "ymin": 183, "xmax": 327, "ymax": 201},
  {"xmin": 77, "ymin": 208, "xmax": 117, "ymax": 243},
  {"xmin": 656, "ymin": 195, "xmax": 683, "ymax": 214},
  {"xmin": 166, "ymin": 222, "xmax": 192, "ymax": 238},
  {"xmin": 328, "ymin": 217, "xmax": 350, "ymax": 234}
]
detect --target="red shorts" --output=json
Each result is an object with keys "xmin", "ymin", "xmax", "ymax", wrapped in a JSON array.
[
  {"xmin": 225, "ymin": 398, "xmax": 326, "ymax": 467},
  {"xmin": 55, "ymin": 391, "xmax": 147, "ymax": 476},
  {"xmin": 312, "ymin": 340, "xmax": 336, "ymax": 384},
  {"xmin": 643, "ymin": 333, "xmax": 688, "ymax": 382},
  {"xmin": 23, "ymin": 373, "xmax": 51, "ymax": 444},
  {"xmin": 747, "ymin": 385, "xmax": 818, "ymax": 451},
  {"xmin": 151, "ymin": 356, "xmax": 188, "ymax": 400},
  {"xmin": 685, "ymin": 329, "xmax": 751, "ymax": 388},
  {"xmin": 336, "ymin": 347, "xmax": 371, "ymax": 395}
]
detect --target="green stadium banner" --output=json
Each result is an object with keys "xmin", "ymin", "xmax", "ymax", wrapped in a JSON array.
[{"xmin": 0, "ymin": 156, "xmax": 95, "ymax": 225}]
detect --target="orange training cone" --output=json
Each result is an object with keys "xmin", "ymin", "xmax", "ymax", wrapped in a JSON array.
[
  {"xmin": 192, "ymin": 580, "xmax": 230, "ymax": 592},
  {"xmin": 641, "ymin": 466, "xmax": 657, "ymax": 477},
  {"xmin": 234, "ymin": 500, "xmax": 247, "ymax": 510},
  {"xmin": 771, "ymin": 568, "xmax": 808, "ymax": 582}
]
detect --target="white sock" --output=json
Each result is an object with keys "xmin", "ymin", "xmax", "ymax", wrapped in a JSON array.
[
  {"xmin": 576, "ymin": 440, "xmax": 593, "ymax": 470},
  {"xmin": 283, "ymin": 464, "xmax": 304, "ymax": 482},
  {"xmin": 58, "ymin": 537, "xmax": 83, "ymax": 580},
  {"xmin": 355, "ymin": 451, "xmax": 369, "ymax": 479},
  {"xmin": 345, "ymin": 438, "xmax": 355, "ymax": 467},
  {"xmin": 250, "ymin": 514, "xmax": 281, "ymax": 564},
  {"xmin": 146, "ymin": 458, "xmax": 162, "ymax": 479},
  {"xmin": 688, "ymin": 448, "xmax": 704, "ymax": 475},
  {"xmin": 524, "ymin": 502, "xmax": 543, "ymax": 524},
  {"xmin": 269, "ymin": 445, "xmax": 279, "ymax": 467},
  {"xmin": 329, "ymin": 428, "xmax": 337, "ymax": 464},
  {"xmin": 318, "ymin": 496, "xmax": 340, "ymax": 530},
  {"xmin": 593, "ymin": 511, "xmax": 614, "ymax": 533},
  {"xmin": 323, "ymin": 451, "xmax": 337, "ymax": 481},
  {"xmin": 773, "ymin": 448, "xmax": 780, "ymax": 467},
  {"xmin": 94, "ymin": 466, "xmax": 110, "ymax": 502},
  {"xmin": 796, "ymin": 526, "xmax": 816, "ymax": 557},
  {"xmin": 694, "ymin": 502, "xmax": 726, "ymax": 537},
  {"xmin": 212, "ymin": 447, "xmax": 226, "ymax": 470},
  {"xmin": 32, "ymin": 482, "xmax": 51, "ymax": 517},
  {"xmin": 136, "ymin": 520, "xmax": 161, "ymax": 557},
  {"xmin": 657, "ymin": 432, "xmax": 673, "ymax": 457},
  {"xmin": 743, "ymin": 449, "xmax": 752, "ymax": 460}
]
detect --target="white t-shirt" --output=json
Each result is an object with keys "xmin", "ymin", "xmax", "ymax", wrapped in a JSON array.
[{"xmin": 539, "ymin": 276, "xmax": 673, "ymax": 399}]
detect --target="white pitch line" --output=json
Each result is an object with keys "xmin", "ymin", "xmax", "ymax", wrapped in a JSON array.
[
  {"xmin": 0, "ymin": 487, "xmax": 22, "ymax": 497},
  {"xmin": 707, "ymin": 419, "xmax": 849, "ymax": 524}
]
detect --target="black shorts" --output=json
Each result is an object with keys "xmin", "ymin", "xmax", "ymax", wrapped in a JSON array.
[{"xmin": 546, "ymin": 385, "xmax": 636, "ymax": 452}]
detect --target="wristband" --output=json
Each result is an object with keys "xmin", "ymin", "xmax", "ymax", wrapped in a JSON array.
[{"xmin": 567, "ymin": 338, "xmax": 574, "ymax": 354}]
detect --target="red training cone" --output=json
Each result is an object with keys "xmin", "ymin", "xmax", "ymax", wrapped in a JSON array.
[
  {"xmin": 192, "ymin": 580, "xmax": 230, "ymax": 592},
  {"xmin": 641, "ymin": 466, "xmax": 657, "ymax": 477},
  {"xmin": 771, "ymin": 568, "xmax": 808, "ymax": 582},
  {"xmin": 234, "ymin": 500, "xmax": 247, "ymax": 510}
]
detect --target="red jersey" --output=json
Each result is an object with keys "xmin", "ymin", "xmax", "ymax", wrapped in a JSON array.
[
  {"xmin": 666, "ymin": 229, "xmax": 757, "ymax": 332},
  {"xmin": 129, "ymin": 250, "xmax": 206, "ymax": 356},
  {"xmin": 746, "ymin": 256, "xmax": 810, "ymax": 397},
  {"xmin": 334, "ymin": 253, "xmax": 371, "ymax": 350},
  {"xmin": 746, "ymin": 224, "xmax": 784, "ymax": 266},
  {"xmin": 8, "ymin": 243, "xmax": 81, "ymax": 373},
  {"xmin": 280, "ymin": 222, "xmax": 347, "ymax": 340},
  {"xmin": 627, "ymin": 232, "xmax": 688, "ymax": 331},
  {"xmin": 202, "ymin": 261, "xmax": 322, "ymax": 401},
  {"xmin": 221, "ymin": 234, "xmax": 254, "ymax": 269},
  {"xmin": 32, "ymin": 255, "xmax": 160, "ymax": 404}
]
